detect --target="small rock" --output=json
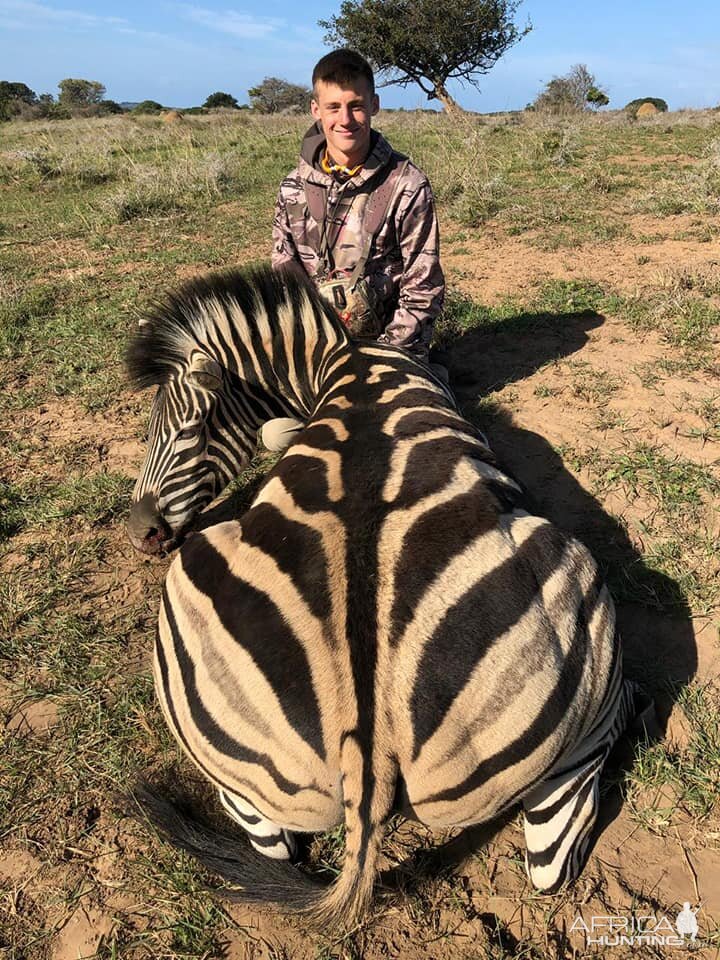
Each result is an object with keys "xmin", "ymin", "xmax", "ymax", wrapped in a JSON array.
[{"xmin": 6, "ymin": 699, "xmax": 60, "ymax": 735}]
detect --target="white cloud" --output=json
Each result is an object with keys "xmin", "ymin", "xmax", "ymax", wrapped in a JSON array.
[
  {"xmin": 0, "ymin": 0, "xmax": 128, "ymax": 27},
  {"xmin": 177, "ymin": 3, "xmax": 284, "ymax": 39}
]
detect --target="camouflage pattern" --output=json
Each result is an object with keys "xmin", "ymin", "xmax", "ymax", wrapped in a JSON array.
[{"xmin": 272, "ymin": 125, "xmax": 445, "ymax": 357}]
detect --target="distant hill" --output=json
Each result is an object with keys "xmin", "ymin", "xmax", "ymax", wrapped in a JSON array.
[{"xmin": 119, "ymin": 102, "xmax": 139, "ymax": 111}]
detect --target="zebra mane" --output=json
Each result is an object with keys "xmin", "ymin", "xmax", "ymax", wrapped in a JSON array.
[{"xmin": 126, "ymin": 263, "xmax": 337, "ymax": 390}]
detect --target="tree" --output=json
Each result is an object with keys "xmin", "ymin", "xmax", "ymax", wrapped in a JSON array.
[
  {"xmin": 586, "ymin": 86, "xmax": 609, "ymax": 109},
  {"xmin": 58, "ymin": 78, "xmax": 106, "ymax": 107},
  {"xmin": 203, "ymin": 91, "xmax": 240, "ymax": 110},
  {"xmin": 248, "ymin": 77, "xmax": 311, "ymax": 114},
  {"xmin": 0, "ymin": 81, "xmax": 36, "ymax": 104},
  {"xmin": 0, "ymin": 81, "xmax": 37, "ymax": 121},
  {"xmin": 532, "ymin": 64, "xmax": 607, "ymax": 113},
  {"xmin": 319, "ymin": 0, "xmax": 530, "ymax": 115}
]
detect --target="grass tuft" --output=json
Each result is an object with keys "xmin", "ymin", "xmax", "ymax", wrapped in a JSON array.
[{"xmin": 625, "ymin": 681, "xmax": 720, "ymax": 829}]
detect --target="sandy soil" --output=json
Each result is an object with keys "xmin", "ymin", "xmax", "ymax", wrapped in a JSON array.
[{"xmin": 2, "ymin": 213, "xmax": 719, "ymax": 959}]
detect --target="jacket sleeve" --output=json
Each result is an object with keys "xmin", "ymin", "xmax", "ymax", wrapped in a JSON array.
[
  {"xmin": 271, "ymin": 187, "xmax": 300, "ymax": 269},
  {"xmin": 378, "ymin": 181, "xmax": 445, "ymax": 357}
]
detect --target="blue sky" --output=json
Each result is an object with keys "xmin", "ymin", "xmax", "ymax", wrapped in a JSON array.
[{"xmin": 0, "ymin": 0, "xmax": 718, "ymax": 112}]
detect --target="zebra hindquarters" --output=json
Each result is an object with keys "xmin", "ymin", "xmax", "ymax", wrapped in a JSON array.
[
  {"xmin": 393, "ymin": 514, "xmax": 626, "ymax": 884},
  {"xmin": 153, "ymin": 520, "xmax": 345, "ymax": 837}
]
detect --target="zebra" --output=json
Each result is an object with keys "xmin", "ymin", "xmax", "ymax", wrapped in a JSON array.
[{"xmin": 127, "ymin": 264, "xmax": 637, "ymax": 928}]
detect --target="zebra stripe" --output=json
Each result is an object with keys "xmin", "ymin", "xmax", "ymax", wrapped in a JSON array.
[{"xmin": 127, "ymin": 265, "xmax": 636, "ymax": 927}]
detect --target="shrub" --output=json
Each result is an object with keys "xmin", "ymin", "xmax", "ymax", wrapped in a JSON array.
[
  {"xmin": 99, "ymin": 99, "xmax": 124, "ymax": 115},
  {"xmin": 532, "ymin": 65, "xmax": 608, "ymax": 114},
  {"xmin": 625, "ymin": 97, "xmax": 669, "ymax": 118},
  {"xmin": 203, "ymin": 91, "xmax": 240, "ymax": 110},
  {"xmin": 132, "ymin": 100, "xmax": 165, "ymax": 115}
]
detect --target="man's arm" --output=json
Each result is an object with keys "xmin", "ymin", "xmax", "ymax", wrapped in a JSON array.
[
  {"xmin": 271, "ymin": 187, "xmax": 301, "ymax": 269},
  {"xmin": 378, "ymin": 181, "xmax": 445, "ymax": 358}
]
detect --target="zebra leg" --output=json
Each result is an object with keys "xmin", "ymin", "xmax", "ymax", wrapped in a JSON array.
[
  {"xmin": 218, "ymin": 788, "xmax": 297, "ymax": 861},
  {"xmin": 522, "ymin": 678, "xmax": 637, "ymax": 892}
]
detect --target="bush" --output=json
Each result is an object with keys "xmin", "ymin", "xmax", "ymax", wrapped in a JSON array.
[
  {"xmin": 532, "ymin": 65, "xmax": 607, "ymax": 114},
  {"xmin": 99, "ymin": 99, "xmax": 124, "ymax": 115},
  {"xmin": 203, "ymin": 91, "xmax": 240, "ymax": 110},
  {"xmin": 625, "ymin": 97, "xmax": 668, "ymax": 116},
  {"xmin": 46, "ymin": 103, "xmax": 72, "ymax": 121},
  {"xmin": 132, "ymin": 100, "xmax": 165, "ymax": 115}
]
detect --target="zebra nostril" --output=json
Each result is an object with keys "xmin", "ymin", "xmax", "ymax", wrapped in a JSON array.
[{"xmin": 128, "ymin": 492, "xmax": 173, "ymax": 554}]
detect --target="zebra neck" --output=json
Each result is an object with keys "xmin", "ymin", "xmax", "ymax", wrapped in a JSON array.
[{"xmin": 314, "ymin": 345, "xmax": 457, "ymax": 421}]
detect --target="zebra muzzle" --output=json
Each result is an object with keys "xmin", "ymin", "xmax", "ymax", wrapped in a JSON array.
[{"xmin": 127, "ymin": 492, "xmax": 173, "ymax": 556}]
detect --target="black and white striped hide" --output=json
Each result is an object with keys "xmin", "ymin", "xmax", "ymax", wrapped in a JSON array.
[
  {"xmin": 128, "ymin": 265, "xmax": 636, "ymax": 929},
  {"xmin": 126, "ymin": 265, "xmax": 348, "ymax": 554}
]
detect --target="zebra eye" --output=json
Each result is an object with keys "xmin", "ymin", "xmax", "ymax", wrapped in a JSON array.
[{"xmin": 177, "ymin": 424, "xmax": 202, "ymax": 442}]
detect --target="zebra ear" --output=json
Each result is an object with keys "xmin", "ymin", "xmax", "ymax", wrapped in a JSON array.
[{"xmin": 187, "ymin": 356, "xmax": 223, "ymax": 392}]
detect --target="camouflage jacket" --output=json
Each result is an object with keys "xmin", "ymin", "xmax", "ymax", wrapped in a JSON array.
[{"xmin": 272, "ymin": 125, "xmax": 445, "ymax": 356}]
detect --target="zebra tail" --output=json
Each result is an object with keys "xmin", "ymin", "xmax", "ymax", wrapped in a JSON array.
[
  {"xmin": 135, "ymin": 739, "xmax": 396, "ymax": 930},
  {"xmin": 134, "ymin": 783, "xmax": 323, "ymax": 912},
  {"xmin": 304, "ymin": 734, "xmax": 397, "ymax": 930}
]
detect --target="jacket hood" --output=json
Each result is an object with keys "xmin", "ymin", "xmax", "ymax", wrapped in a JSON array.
[{"xmin": 298, "ymin": 123, "xmax": 394, "ymax": 188}]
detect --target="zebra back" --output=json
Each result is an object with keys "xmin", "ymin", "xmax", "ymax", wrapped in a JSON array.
[{"xmin": 151, "ymin": 330, "xmax": 628, "ymax": 926}]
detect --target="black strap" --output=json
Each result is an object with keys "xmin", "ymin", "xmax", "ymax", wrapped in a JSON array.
[
  {"xmin": 305, "ymin": 154, "xmax": 409, "ymax": 285},
  {"xmin": 348, "ymin": 158, "xmax": 408, "ymax": 289}
]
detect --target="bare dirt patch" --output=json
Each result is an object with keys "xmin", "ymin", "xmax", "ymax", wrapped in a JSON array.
[{"xmin": 444, "ymin": 214, "xmax": 720, "ymax": 301}]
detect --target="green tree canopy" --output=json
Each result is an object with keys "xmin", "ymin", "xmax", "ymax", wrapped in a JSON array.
[
  {"xmin": 586, "ymin": 86, "xmax": 609, "ymax": 109},
  {"xmin": 319, "ymin": 0, "xmax": 530, "ymax": 114},
  {"xmin": 203, "ymin": 91, "xmax": 240, "ymax": 109},
  {"xmin": 0, "ymin": 81, "xmax": 38, "ymax": 120},
  {"xmin": 625, "ymin": 97, "xmax": 668, "ymax": 114},
  {"xmin": 58, "ymin": 78, "xmax": 106, "ymax": 106},
  {"xmin": 248, "ymin": 77, "xmax": 311, "ymax": 114},
  {"xmin": 0, "ymin": 81, "xmax": 37, "ymax": 104}
]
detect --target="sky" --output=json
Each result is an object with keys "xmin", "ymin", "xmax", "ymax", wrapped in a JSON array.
[{"xmin": 0, "ymin": 0, "xmax": 719, "ymax": 113}]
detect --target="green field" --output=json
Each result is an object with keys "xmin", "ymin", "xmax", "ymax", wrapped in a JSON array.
[{"xmin": 1, "ymin": 108, "xmax": 719, "ymax": 959}]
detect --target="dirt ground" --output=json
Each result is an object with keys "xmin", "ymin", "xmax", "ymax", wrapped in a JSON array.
[{"xmin": 2, "ymin": 211, "xmax": 719, "ymax": 959}]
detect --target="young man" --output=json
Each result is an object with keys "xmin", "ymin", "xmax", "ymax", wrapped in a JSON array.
[{"xmin": 265, "ymin": 49, "xmax": 445, "ymax": 450}]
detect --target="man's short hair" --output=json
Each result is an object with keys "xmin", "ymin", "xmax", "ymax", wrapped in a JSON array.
[{"xmin": 312, "ymin": 50, "xmax": 375, "ymax": 97}]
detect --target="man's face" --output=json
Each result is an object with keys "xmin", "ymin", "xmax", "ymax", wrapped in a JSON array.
[{"xmin": 311, "ymin": 78, "xmax": 380, "ymax": 168}]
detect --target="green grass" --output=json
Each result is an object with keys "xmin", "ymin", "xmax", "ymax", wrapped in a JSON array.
[
  {"xmin": 2, "ymin": 107, "xmax": 719, "ymax": 959},
  {"xmin": 625, "ymin": 682, "xmax": 720, "ymax": 830},
  {"xmin": 0, "ymin": 471, "xmax": 132, "ymax": 542},
  {"xmin": 557, "ymin": 441, "xmax": 720, "ymax": 611},
  {"xmin": 594, "ymin": 443, "xmax": 720, "ymax": 515}
]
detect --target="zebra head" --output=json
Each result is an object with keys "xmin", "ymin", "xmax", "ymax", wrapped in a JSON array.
[
  {"xmin": 126, "ymin": 266, "xmax": 348, "ymax": 555},
  {"xmin": 127, "ymin": 348, "xmax": 253, "ymax": 555}
]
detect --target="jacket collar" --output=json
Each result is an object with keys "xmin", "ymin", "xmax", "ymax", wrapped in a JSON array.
[{"xmin": 298, "ymin": 123, "xmax": 394, "ymax": 188}]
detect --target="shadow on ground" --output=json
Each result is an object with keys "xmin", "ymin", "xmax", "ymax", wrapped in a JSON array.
[{"xmin": 439, "ymin": 308, "xmax": 696, "ymax": 699}]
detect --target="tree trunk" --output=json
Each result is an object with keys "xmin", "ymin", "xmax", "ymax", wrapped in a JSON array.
[{"xmin": 433, "ymin": 84, "xmax": 464, "ymax": 116}]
